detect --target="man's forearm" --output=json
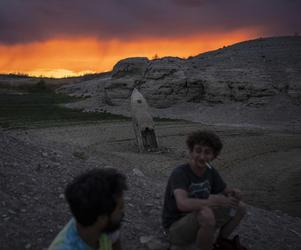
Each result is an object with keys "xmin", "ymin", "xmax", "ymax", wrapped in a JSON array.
[{"xmin": 177, "ymin": 195, "xmax": 222, "ymax": 212}]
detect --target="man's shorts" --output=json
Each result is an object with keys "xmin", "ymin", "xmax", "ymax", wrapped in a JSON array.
[{"xmin": 168, "ymin": 207, "xmax": 231, "ymax": 246}]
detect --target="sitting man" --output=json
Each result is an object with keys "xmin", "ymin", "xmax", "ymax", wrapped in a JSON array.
[
  {"xmin": 49, "ymin": 168, "xmax": 127, "ymax": 250},
  {"xmin": 162, "ymin": 130, "xmax": 246, "ymax": 250}
]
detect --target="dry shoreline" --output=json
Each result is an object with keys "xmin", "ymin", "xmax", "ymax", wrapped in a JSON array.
[{"xmin": 1, "ymin": 120, "xmax": 301, "ymax": 250}]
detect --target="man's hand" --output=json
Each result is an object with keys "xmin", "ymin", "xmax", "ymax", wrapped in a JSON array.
[
  {"xmin": 224, "ymin": 188, "xmax": 242, "ymax": 200},
  {"xmin": 209, "ymin": 194, "xmax": 239, "ymax": 208}
]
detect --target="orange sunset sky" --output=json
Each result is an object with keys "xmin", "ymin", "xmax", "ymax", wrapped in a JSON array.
[
  {"xmin": 0, "ymin": 0, "xmax": 299, "ymax": 78},
  {"xmin": 0, "ymin": 30, "xmax": 259, "ymax": 78}
]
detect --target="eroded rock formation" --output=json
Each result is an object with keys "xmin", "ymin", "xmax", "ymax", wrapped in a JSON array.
[{"xmin": 103, "ymin": 36, "xmax": 301, "ymax": 108}]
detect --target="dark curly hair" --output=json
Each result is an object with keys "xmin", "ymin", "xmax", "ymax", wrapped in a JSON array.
[
  {"xmin": 65, "ymin": 168, "xmax": 127, "ymax": 227},
  {"xmin": 186, "ymin": 130, "xmax": 223, "ymax": 157}
]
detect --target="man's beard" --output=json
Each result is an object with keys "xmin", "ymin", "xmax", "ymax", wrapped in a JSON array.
[{"xmin": 104, "ymin": 214, "xmax": 124, "ymax": 233}]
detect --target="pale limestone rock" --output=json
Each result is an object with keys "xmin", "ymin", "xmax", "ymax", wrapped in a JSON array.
[
  {"xmin": 103, "ymin": 37, "xmax": 301, "ymax": 108},
  {"xmin": 105, "ymin": 57, "xmax": 149, "ymax": 106},
  {"xmin": 58, "ymin": 37, "xmax": 301, "ymax": 113},
  {"xmin": 111, "ymin": 57, "xmax": 149, "ymax": 79},
  {"xmin": 140, "ymin": 57, "xmax": 187, "ymax": 108},
  {"xmin": 57, "ymin": 78, "xmax": 107, "ymax": 98}
]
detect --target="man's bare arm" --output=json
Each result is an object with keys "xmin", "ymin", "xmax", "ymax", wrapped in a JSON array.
[{"xmin": 174, "ymin": 189, "xmax": 238, "ymax": 212}]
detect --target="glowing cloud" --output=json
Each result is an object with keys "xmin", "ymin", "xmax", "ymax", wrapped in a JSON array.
[{"xmin": 0, "ymin": 1, "xmax": 299, "ymax": 77}]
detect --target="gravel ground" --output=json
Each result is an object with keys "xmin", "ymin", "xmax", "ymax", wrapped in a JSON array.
[{"xmin": 1, "ymin": 121, "xmax": 301, "ymax": 250}]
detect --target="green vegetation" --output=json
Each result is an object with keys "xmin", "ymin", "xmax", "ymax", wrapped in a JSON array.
[
  {"xmin": 0, "ymin": 80, "xmax": 182, "ymax": 129},
  {"xmin": 0, "ymin": 82, "xmax": 129, "ymax": 129}
]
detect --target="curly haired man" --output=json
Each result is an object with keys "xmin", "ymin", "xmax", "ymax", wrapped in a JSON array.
[{"xmin": 162, "ymin": 130, "xmax": 246, "ymax": 250}]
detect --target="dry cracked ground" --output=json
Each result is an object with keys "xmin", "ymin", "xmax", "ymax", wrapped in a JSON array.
[{"xmin": 1, "ymin": 121, "xmax": 301, "ymax": 250}]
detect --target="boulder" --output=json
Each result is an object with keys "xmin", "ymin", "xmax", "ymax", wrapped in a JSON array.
[
  {"xmin": 140, "ymin": 57, "xmax": 187, "ymax": 108},
  {"xmin": 105, "ymin": 57, "xmax": 149, "ymax": 105},
  {"xmin": 111, "ymin": 57, "xmax": 149, "ymax": 79}
]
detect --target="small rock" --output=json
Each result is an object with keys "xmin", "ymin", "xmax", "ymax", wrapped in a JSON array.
[
  {"xmin": 73, "ymin": 151, "xmax": 88, "ymax": 160},
  {"xmin": 8, "ymin": 209, "xmax": 16, "ymax": 215},
  {"xmin": 53, "ymin": 162, "xmax": 61, "ymax": 167},
  {"xmin": 155, "ymin": 193, "xmax": 161, "ymax": 199},
  {"xmin": 104, "ymin": 165, "xmax": 113, "ymax": 168},
  {"xmin": 25, "ymin": 243, "xmax": 31, "ymax": 249},
  {"xmin": 127, "ymin": 203, "xmax": 134, "ymax": 208},
  {"xmin": 150, "ymin": 208, "xmax": 160, "ymax": 214},
  {"xmin": 147, "ymin": 239, "xmax": 169, "ymax": 250},
  {"xmin": 41, "ymin": 152, "xmax": 48, "ymax": 157},
  {"xmin": 35, "ymin": 164, "xmax": 42, "ymax": 171},
  {"xmin": 59, "ymin": 194, "xmax": 65, "ymax": 199},
  {"xmin": 12, "ymin": 162, "xmax": 19, "ymax": 167},
  {"xmin": 140, "ymin": 235, "xmax": 154, "ymax": 244},
  {"xmin": 50, "ymin": 156, "xmax": 58, "ymax": 162},
  {"xmin": 133, "ymin": 168, "xmax": 145, "ymax": 177}
]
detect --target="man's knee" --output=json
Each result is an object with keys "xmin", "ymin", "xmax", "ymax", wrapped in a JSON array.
[{"xmin": 197, "ymin": 207, "xmax": 216, "ymax": 227}]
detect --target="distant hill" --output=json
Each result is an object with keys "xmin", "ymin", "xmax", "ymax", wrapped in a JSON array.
[{"xmin": 0, "ymin": 72, "xmax": 110, "ymax": 90}]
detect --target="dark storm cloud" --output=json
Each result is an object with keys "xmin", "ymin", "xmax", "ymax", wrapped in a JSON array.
[{"xmin": 0, "ymin": 0, "xmax": 300, "ymax": 44}]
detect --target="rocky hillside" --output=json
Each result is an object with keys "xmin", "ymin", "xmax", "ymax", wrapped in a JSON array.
[
  {"xmin": 101, "ymin": 36, "xmax": 301, "ymax": 108},
  {"xmin": 56, "ymin": 36, "xmax": 301, "ymax": 129}
]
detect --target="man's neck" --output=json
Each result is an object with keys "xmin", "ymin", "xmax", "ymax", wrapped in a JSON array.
[
  {"xmin": 188, "ymin": 161, "xmax": 206, "ymax": 177},
  {"xmin": 77, "ymin": 223, "xmax": 103, "ymax": 249}
]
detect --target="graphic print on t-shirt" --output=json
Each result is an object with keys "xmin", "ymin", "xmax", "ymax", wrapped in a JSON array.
[{"xmin": 189, "ymin": 180, "xmax": 211, "ymax": 199}]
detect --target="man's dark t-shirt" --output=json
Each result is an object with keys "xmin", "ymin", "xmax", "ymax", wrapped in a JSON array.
[{"xmin": 162, "ymin": 164, "xmax": 226, "ymax": 229}]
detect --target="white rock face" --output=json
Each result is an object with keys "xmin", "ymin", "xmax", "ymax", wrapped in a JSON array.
[
  {"xmin": 104, "ymin": 57, "xmax": 149, "ymax": 106},
  {"xmin": 103, "ymin": 36, "xmax": 301, "ymax": 108},
  {"xmin": 140, "ymin": 57, "xmax": 187, "ymax": 108},
  {"xmin": 57, "ymin": 77, "xmax": 109, "ymax": 99},
  {"xmin": 111, "ymin": 57, "xmax": 149, "ymax": 79}
]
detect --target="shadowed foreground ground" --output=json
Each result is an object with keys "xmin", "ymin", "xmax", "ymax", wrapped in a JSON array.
[{"xmin": 1, "ymin": 121, "xmax": 301, "ymax": 250}]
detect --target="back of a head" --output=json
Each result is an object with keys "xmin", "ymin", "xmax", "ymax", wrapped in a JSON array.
[
  {"xmin": 186, "ymin": 130, "xmax": 223, "ymax": 157},
  {"xmin": 65, "ymin": 168, "xmax": 127, "ymax": 227}
]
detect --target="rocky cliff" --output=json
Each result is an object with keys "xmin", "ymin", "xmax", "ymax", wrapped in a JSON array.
[
  {"xmin": 55, "ymin": 36, "xmax": 301, "ymax": 129},
  {"xmin": 103, "ymin": 36, "xmax": 301, "ymax": 108}
]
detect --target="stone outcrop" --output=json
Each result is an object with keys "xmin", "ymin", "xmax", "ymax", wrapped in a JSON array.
[
  {"xmin": 140, "ymin": 57, "xmax": 188, "ymax": 108},
  {"xmin": 56, "ymin": 36, "xmax": 301, "ymax": 110},
  {"xmin": 57, "ymin": 78, "xmax": 101, "ymax": 98},
  {"xmin": 103, "ymin": 36, "xmax": 301, "ymax": 108},
  {"xmin": 104, "ymin": 57, "xmax": 149, "ymax": 105}
]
